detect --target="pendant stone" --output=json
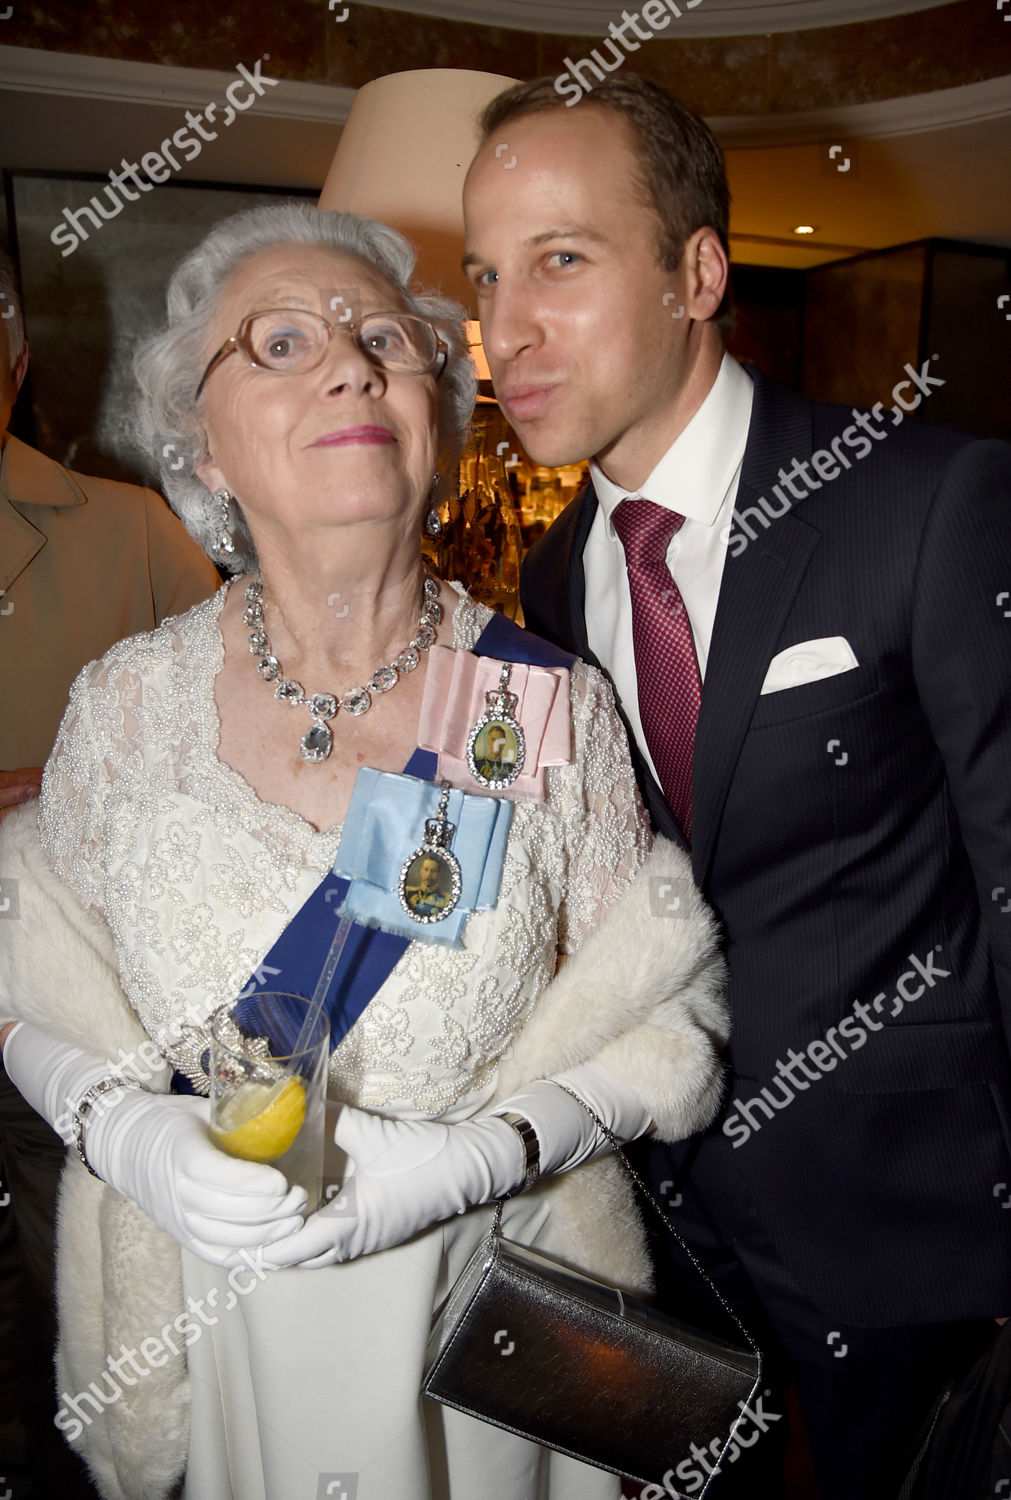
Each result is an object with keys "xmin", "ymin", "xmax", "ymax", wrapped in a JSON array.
[
  {"xmin": 275, "ymin": 680, "xmax": 304, "ymax": 705},
  {"xmin": 301, "ymin": 721, "xmax": 333, "ymax": 762},
  {"xmin": 248, "ymin": 629, "xmax": 268, "ymax": 655},
  {"xmin": 242, "ymin": 600, "xmax": 264, "ymax": 627},
  {"xmin": 415, "ymin": 624, "xmax": 436, "ymax": 651},
  {"xmin": 257, "ymin": 655, "xmax": 280, "ymax": 682},
  {"xmin": 395, "ymin": 648, "xmax": 420, "ymax": 673}
]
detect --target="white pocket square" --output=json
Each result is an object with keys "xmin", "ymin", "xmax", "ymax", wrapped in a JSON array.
[{"xmin": 760, "ymin": 637, "xmax": 859, "ymax": 695}]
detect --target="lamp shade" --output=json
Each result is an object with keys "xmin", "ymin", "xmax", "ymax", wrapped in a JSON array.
[
  {"xmin": 318, "ymin": 68, "xmax": 518, "ymax": 307},
  {"xmin": 465, "ymin": 321, "xmax": 492, "ymax": 382}
]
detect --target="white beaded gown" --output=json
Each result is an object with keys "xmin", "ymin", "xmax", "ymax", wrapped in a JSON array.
[{"xmin": 38, "ymin": 581, "xmax": 651, "ymax": 1500}]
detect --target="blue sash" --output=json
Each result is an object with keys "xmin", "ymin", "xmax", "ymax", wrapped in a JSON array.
[{"xmin": 171, "ymin": 616, "xmax": 575, "ymax": 1092}]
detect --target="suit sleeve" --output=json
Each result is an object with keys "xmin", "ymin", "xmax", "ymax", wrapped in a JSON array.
[
  {"xmin": 910, "ymin": 437, "xmax": 1011, "ymax": 1044},
  {"xmin": 142, "ymin": 488, "xmax": 221, "ymax": 623}
]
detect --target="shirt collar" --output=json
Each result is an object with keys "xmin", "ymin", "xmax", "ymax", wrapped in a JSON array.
[
  {"xmin": 0, "ymin": 433, "xmax": 88, "ymax": 508},
  {"xmin": 590, "ymin": 352, "xmax": 753, "ymax": 529}
]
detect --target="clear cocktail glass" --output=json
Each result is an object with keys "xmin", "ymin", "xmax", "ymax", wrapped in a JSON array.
[{"xmin": 209, "ymin": 991, "xmax": 329, "ymax": 1213}]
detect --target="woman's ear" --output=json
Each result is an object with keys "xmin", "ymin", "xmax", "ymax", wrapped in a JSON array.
[{"xmin": 195, "ymin": 452, "xmax": 225, "ymax": 494}]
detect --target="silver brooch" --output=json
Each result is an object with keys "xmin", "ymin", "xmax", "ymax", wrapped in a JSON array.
[
  {"xmin": 465, "ymin": 662, "xmax": 526, "ymax": 790},
  {"xmin": 398, "ymin": 781, "xmax": 462, "ymax": 925},
  {"xmin": 208, "ymin": 1007, "xmax": 281, "ymax": 1085}
]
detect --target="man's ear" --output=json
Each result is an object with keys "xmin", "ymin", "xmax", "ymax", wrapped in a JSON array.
[{"xmin": 681, "ymin": 227, "xmax": 729, "ymax": 322}]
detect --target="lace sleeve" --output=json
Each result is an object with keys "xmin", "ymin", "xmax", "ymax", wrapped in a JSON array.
[
  {"xmin": 37, "ymin": 650, "xmax": 142, "ymax": 916},
  {"xmin": 552, "ymin": 660, "xmax": 652, "ymax": 955}
]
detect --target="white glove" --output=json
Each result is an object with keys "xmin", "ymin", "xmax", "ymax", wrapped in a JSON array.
[
  {"xmin": 262, "ymin": 1058, "xmax": 652, "ymax": 1268},
  {"xmin": 3, "ymin": 1022, "xmax": 307, "ymax": 1265}
]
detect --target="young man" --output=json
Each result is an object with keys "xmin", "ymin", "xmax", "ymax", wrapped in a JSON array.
[{"xmin": 463, "ymin": 76, "xmax": 1011, "ymax": 1499}]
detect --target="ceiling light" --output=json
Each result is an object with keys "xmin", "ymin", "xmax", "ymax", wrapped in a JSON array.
[{"xmin": 792, "ymin": 224, "xmax": 818, "ymax": 236}]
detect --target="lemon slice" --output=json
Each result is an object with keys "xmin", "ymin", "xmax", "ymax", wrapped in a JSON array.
[{"xmin": 211, "ymin": 1075, "xmax": 306, "ymax": 1163}]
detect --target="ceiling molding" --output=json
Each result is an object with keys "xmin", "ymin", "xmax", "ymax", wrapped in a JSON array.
[
  {"xmin": 3, "ymin": 47, "xmax": 1004, "ymax": 150},
  {"xmin": 0, "ymin": 45, "xmax": 355, "ymax": 125},
  {"xmin": 349, "ymin": 0, "xmax": 955, "ymax": 36},
  {"xmin": 712, "ymin": 75, "xmax": 1011, "ymax": 147}
]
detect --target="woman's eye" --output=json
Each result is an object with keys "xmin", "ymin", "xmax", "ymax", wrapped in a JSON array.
[
  {"xmin": 258, "ymin": 327, "xmax": 311, "ymax": 363},
  {"xmin": 362, "ymin": 322, "xmax": 413, "ymax": 359},
  {"xmin": 546, "ymin": 251, "xmax": 580, "ymax": 269}
]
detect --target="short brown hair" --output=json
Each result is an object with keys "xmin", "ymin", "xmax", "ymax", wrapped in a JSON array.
[{"xmin": 479, "ymin": 75, "xmax": 731, "ymax": 321}]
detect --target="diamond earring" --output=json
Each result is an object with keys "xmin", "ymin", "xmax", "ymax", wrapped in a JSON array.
[
  {"xmin": 213, "ymin": 488, "xmax": 236, "ymax": 558},
  {"xmin": 424, "ymin": 473, "xmax": 443, "ymax": 538}
]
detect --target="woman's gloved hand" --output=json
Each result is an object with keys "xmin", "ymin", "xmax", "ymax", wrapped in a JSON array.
[
  {"xmin": 3, "ymin": 1021, "xmax": 307, "ymax": 1265},
  {"xmin": 260, "ymin": 1107, "xmax": 526, "ymax": 1268},
  {"xmin": 261, "ymin": 1058, "xmax": 653, "ymax": 1268}
]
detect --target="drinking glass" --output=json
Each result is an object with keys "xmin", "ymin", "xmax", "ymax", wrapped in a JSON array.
[{"xmin": 209, "ymin": 991, "xmax": 329, "ymax": 1213}]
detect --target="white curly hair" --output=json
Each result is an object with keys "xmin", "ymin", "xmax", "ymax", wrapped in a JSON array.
[{"xmin": 133, "ymin": 202, "xmax": 477, "ymax": 573}]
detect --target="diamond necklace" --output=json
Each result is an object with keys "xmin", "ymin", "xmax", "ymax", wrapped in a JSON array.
[{"xmin": 243, "ymin": 573, "xmax": 442, "ymax": 763}]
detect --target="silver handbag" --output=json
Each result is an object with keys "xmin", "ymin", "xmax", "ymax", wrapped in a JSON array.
[{"xmin": 423, "ymin": 1095, "xmax": 762, "ymax": 1491}]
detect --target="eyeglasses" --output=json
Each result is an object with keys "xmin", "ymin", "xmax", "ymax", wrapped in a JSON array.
[{"xmin": 194, "ymin": 307, "xmax": 448, "ymax": 400}]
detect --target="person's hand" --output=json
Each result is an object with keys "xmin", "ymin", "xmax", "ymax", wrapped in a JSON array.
[
  {"xmin": 260, "ymin": 1106, "xmax": 526, "ymax": 1269},
  {"xmin": 261, "ymin": 1061, "xmax": 654, "ymax": 1269},
  {"xmin": 0, "ymin": 766, "xmax": 43, "ymax": 819},
  {"xmin": 88, "ymin": 1090, "xmax": 308, "ymax": 1265},
  {"xmin": 3, "ymin": 1022, "xmax": 306, "ymax": 1265}
]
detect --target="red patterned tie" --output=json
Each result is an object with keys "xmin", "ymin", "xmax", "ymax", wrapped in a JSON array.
[{"xmin": 612, "ymin": 498, "xmax": 702, "ymax": 839}]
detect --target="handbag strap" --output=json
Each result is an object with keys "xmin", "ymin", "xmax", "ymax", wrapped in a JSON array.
[{"xmin": 501, "ymin": 1082, "xmax": 764, "ymax": 1367}]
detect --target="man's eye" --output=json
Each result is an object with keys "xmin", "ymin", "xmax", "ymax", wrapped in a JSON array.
[
  {"xmin": 473, "ymin": 268, "xmax": 498, "ymax": 289},
  {"xmin": 546, "ymin": 251, "xmax": 581, "ymax": 269}
]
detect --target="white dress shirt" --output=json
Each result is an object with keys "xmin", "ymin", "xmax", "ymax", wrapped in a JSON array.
[{"xmin": 584, "ymin": 353, "xmax": 754, "ymax": 785}]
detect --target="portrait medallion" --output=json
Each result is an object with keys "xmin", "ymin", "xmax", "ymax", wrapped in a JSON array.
[
  {"xmin": 398, "ymin": 781, "xmax": 462, "ymax": 924},
  {"xmin": 466, "ymin": 663, "xmax": 526, "ymax": 790}
]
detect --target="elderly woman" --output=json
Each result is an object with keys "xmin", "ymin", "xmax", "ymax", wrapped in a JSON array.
[{"xmin": 0, "ymin": 204, "xmax": 726, "ymax": 1500}]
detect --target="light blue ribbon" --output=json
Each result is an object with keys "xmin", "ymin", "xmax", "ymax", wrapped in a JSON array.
[{"xmin": 332, "ymin": 769, "xmax": 514, "ymax": 947}]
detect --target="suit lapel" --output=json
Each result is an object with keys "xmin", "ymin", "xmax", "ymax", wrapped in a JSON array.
[
  {"xmin": 0, "ymin": 434, "xmax": 88, "ymax": 595},
  {"xmin": 563, "ymin": 483, "xmax": 597, "ymax": 663},
  {"xmin": 0, "ymin": 497, "xmax": 45, "ymax": 595},
  {"xmin": 691, "ymin": 371, "xmax": 823, "ymax": 885}
]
